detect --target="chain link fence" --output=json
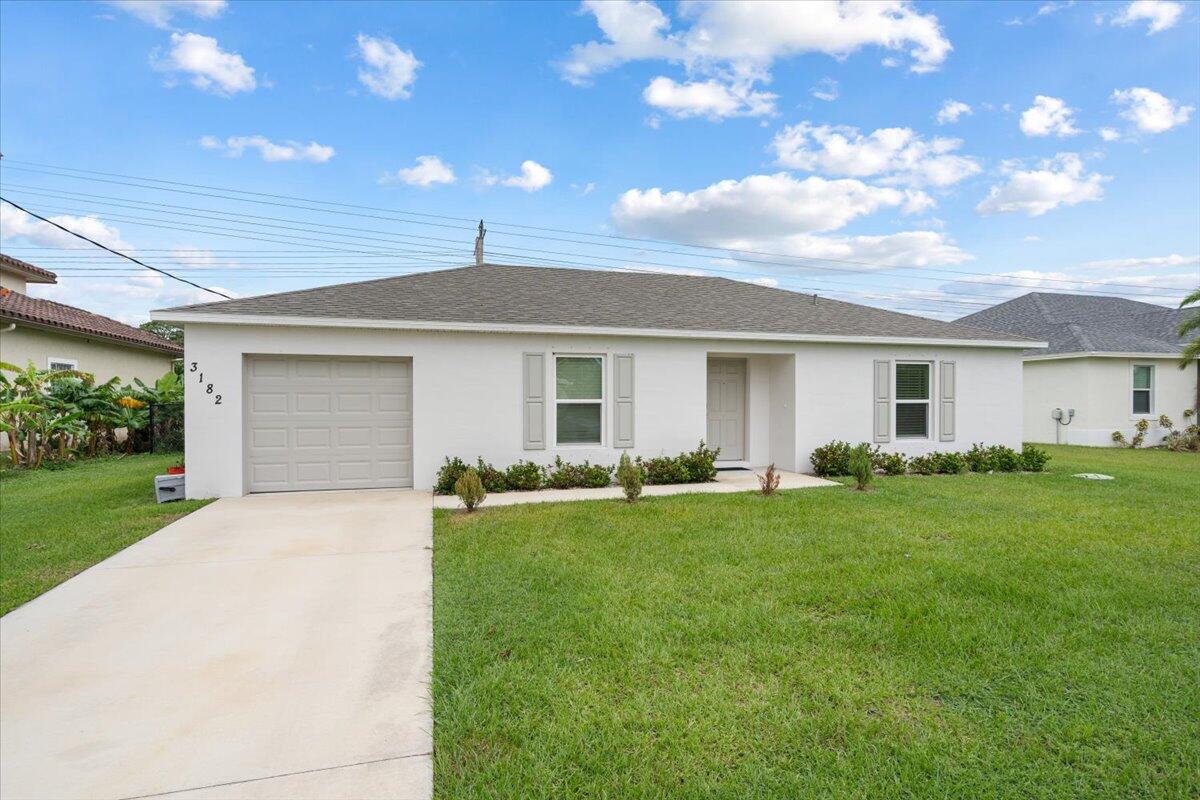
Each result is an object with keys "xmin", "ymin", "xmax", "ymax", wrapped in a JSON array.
[{"xmin": 147, "ymin": 401, "xmax": 184, "ymax": 454}]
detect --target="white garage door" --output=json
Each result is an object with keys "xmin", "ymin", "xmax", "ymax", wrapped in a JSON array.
[{"xmin": 245, "ymin": 356, "xmax": 412, "ymax": 492}]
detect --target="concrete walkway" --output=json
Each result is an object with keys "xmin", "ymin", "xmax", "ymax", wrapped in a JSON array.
[
  {"xmin": 0, "ymin": 489, "xmax": 432, "ymax": 800},
  {"xmin": 433, "ymin": 468, "xmax": 837, "ymax": 509}
]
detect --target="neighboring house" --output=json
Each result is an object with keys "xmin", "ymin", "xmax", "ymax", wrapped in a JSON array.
[
  {"xmin": 958, "ymin": 292, "xmax": 1198, "ymax": 446},
  {"xmin": 154, "ymin": 263, "xmax": 1041, "ymax": 497},
  {"xmin": 0, "ymin": 253, "xmax": 182, "ymax": 383}
]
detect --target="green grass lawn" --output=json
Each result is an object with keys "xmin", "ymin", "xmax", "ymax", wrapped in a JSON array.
[
  {"xmin": 0, "ymin": 453, "xmax": 211, "ymax": 615},
  {"xmin": 433, "ymin": 446, "xmax": 1199, "ymax": 799}
]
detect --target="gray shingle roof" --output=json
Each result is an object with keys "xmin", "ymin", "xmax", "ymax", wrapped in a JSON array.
[
  {"xmin": 159, "ymin": 263, "xmax": 1033, "ymax": 344},
  {"xmin": 957, "ymin": 292, "xmax": 1193, "ymax": 356}
]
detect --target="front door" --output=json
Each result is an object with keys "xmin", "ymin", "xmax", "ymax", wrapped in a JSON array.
[{"xmin": 706, "ymin": 358, "xmax": 745, "ymax": 461}]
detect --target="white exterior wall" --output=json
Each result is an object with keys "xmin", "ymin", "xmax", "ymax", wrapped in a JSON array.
[
  {"xmin": 1024, "ymin": 356, "xmax": 1198, "ymax": 446},
  {"xmin": 181, "ymin": 322, "xmax": 1027, "ymax": 497}
]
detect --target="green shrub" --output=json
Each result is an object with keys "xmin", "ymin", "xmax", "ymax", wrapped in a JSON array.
[
  {"xmin": 989, "ymin": 445, "xmax": 1022, "ymax": 472},
  {"xmin": 680, "ymin": 440, "xmax": 720, "ymax": 482},
  {"xmin": 1020, "ymin": 444, "xmax": 1051, "ymax": 472},
  {"xmin": 504, "ymin": 460, "xmax": 543, "ymax": 491},
  {"xmin": 874, "ymin": 451, "xmax": 907, "ymax": 476},
  {"xmin": 434, "ymin": 456, "xmax": 469, "ymax": 495},
  {"xmin": 454, "ymin": 467, "xmax": 486, "ymax": 511},
  {"xmin": 616, "ymin": 453, "xmax": 643, "ymax": 502},
  {"xmin": 848, "ymin": 444, "xmax": 873, "ymax": 490},
  {"xmin": 639, "ymin": 455, "xmax": 688, "ymax": 485},
  {"xmin": 932, "ymin": 451, "xmax": 967, "ymax": 474},
  {"xmin": 964, "ymin": 443, "xmax": 992, "ymax": 473},
  {"xmin": 545, "ymin": 457, "xmax": 613, "ymax": 489},
  {"xmin": 810, "ymin": 440, "xmax": 853, "ymax": 476},
  {"xmin": 907, "ymin": 454, "xmax": 938, "ymax": 475},
  {"xmin": 475, "ymin": 458, "xmax": 507, "ymax": 493}
]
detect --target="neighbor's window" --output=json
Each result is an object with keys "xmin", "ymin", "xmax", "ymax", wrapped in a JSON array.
[
  {"xmin": 47, "ymin": 357, "xmax": 78, "ymax": 372},
  {"xmin": 895, "ymin": 362, "xmax": 931, "ymax": 438},
  {"xmin": 1132, "ymin": 365, "xmax": 1154, "ymax": 415},
  {"xmin": 556, "ymin": 355, "xmax": 603, "ymax": 444}
]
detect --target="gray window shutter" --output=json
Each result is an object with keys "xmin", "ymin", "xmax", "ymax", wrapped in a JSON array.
[
  {"xmin": 613, "ymin": 354, "xmax": 635, "ymax": 448},
  {"xmin": 873, "ymin": 360, "xmax": 891, "ymax": 443},
  {"xmin": 939, "ymin": 360, "xmax": 956, "ymax": 442},
  {"xmin": 523, "ymin": 353, "xmax": 546, "ymax": 450}
]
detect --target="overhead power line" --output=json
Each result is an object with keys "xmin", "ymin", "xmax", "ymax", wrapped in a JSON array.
[
  {"xmin": 3, "ymin": 159, "xmax": 1194, "ymax": 294},
  {"xmin": 0, "ymin": 196, "xmax": 230, "ymax": 299}
]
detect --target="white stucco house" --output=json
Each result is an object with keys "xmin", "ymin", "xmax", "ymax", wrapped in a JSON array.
[
  {"xmin": 153, "ymin": 264, "xmax": 1042, "ymax": 497},
  {"xmin": 959, "ymin": 292, "xmax": 1198, "ymax": 446}
]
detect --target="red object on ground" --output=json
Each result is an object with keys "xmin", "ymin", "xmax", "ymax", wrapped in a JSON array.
[{"xmin": 167, "ymin": 466, "xmax": 185, "ymax": 475}]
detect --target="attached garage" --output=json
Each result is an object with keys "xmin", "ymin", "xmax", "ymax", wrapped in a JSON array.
[{"xmin": 244, "ymin": 355, "xmax": 413, "ymax": 492}]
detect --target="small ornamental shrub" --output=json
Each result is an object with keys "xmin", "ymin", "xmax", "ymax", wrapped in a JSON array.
[
  {"xmin": 454, "ymin": 467, "xmax": 486, "ymax": 511},
  {"xmin": 640, "ymin": 455, "xmax": 690, "ymax": 485},
  {"xmin": 811, "ymin": 440, "xmax": 853, "ymax": 477},
  {"xmin": 757, "ymin": 463, "xmax": 781, "ymax": 496},
  {"xmin": 475, "ymin": 458, "xmax": 507, "ymax": 493},
  {"xmin": 989, "ymin": 445, "xmax": 1022, "ymax": 472},
  {"xmin": 1112, "ymin": 418, "xmax": 1150, "ymax": 449},
  {"xmin": 1161, "ymin": 409, "xmax": 1200, "ymax": 452},
  {"xmin": 1020, "ymin": 444, "xmax": 1051, "ymax": 472},
  {"xmin": 504, "ymin": 460, "xmax": 543, "ymax": 491},
  {"xmin": 848, "ymin": 444, "xmax": 874, "ymax": 491},
  {"xmin": 434, "ymin": 456, "xmax": 469, "ymax": 495},
  {"xmin": 931, "ymin": 451, "xmax": 968, "ymax": 475},
  {"xmin": 907, "ymin": 454, "xmax": 937, "ymax": 475},
  {"xmin": 544, "ymin": 457, "xmax": 613, "ymax": 489},
  {"xmin": 680, "ymin": 440, "xmax": 720, "ymax": 482},
  {"xmin": 616, "ymin": 453, "xmax": 643, "ymax": 502},
  {"xmin": 874, "ymin": 451, "xmax": 908, "ymax": 476},
  {"xmin": 965, "ymin": 443, "xmax": 992, "ymax": 473}
]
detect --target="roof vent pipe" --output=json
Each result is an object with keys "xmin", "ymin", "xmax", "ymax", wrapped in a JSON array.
[{"xmin": 474, "ymin": 219, "xmax": 486, "ymax": 266}]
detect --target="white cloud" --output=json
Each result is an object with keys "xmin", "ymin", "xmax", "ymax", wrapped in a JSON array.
[
  {"xmin": 1019, "ymin": 95, "xmax": 1080, "ymax": 137},
  {"xmin": 199, "ymin": 135, "xmax": 335, "ymax": 163},
  {"xmin": 770, "ymin": 122, "xmax": 981, "ymax": 188},
  {"xmin": 936, "ymin": 99, "xmax": 971, "ymax": 124},
  {"xmin": 1098, "ymin": 127, "xmax": 1122, "ymax": 141},
  {"xmin": 379, "ymin": 155, "xmax": 457, "ymax": 187},
  {"xmin": 613, "ymin": 172, "xmax": 932, "ymax": 242},
  {"xmin": 355, "ymin": 34, "xmax": 420, "ymax": 100},
  {"xmin": 1023, "ymin": 235, "xmax": 1042, "ymax": 242},
  {"xmin": 560, "ymin": 1, "xmax": 951, "ymax": 123},
  {"xmin": 811, "ymin": 77, "xmax": 839, "ymax": 102},
  {"xmin": 1109, "ymin": 1, "xmax": 1184, "ymax": 34},
  {"xmin": 0, "ymin": 204, "xmax": 133, "ymax": 251},
  {"xmin": 30, "ymin": 275, "xmax": 235, "ymax": 326},
  {"xmin": 1080, "ymin": 253, "xmax": 1199, "ymax": 270},
  {"xmin": 478, "ymin": 160, "xmax": 554, "ymax": 192},
  {"xmin": 106, "ymin": 0, "xmax": 225, "ymax": 29},
  {"xmin": 154, "ymin": 32, "xmax": 256, "ymax": 95},
  {"xmin": 642, "ymin": 76, "xmax": 776, "ymax": 119},
  {"xmin": 976, "ymin": 153, "xmax": 1107, "ymax": 216},
  {"xmin": 1111, "ymin": 87, "xmax": 1193, "ymax": 133},
  {"xmin": 572, "ymin": 181, "xmax": 597, "ymax": 196}
]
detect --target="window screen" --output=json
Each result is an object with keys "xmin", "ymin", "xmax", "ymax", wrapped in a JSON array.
[
  {"xmin": 895, "ymin": 362, "xmax": 930, "ymax": 438},
  {"xmin": 556, "ymin": 356, "xmax": 602, "ymax": 444},
  {"xmin": 1132, "ymin": 365, "xmax": 1153, "ymax": 415}
]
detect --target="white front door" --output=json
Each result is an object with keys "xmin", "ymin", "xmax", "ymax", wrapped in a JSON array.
[{"xmin": 706, "ymin": 358, "xmax": 745, "ymax": 462}]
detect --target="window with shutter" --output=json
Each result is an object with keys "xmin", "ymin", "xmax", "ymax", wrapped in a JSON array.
[
  {"xmin": 895, "ymin": 362, "xmax": 931, "ymax": 439},
  {"xmin": 555, "ymin": 355, "xmax": 604, "ymax": 445}
]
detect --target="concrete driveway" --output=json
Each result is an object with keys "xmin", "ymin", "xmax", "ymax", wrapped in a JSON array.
[{"xmin": 0, "ymin": 489, "xmax": 432, "ymax": 800}]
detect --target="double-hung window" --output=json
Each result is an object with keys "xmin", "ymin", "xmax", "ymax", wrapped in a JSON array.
[
  {"xmin": 555, "ymin": 355, "xmax": 603, "ymax": 445},
  {"xmin": 47, "ymin": 357, "xmax": 78, "ymax": 372},
  {"xmin": 1131, "ymin": 365, "xmax": 1154, "ymax": 415},
  {"xmin": 895, "ymin": 362, "xmax": 931, "ymax": 439}
]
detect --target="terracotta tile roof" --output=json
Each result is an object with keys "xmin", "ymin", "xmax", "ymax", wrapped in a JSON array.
[
  {"xmin": 0, "ymin": 287, "xmax": 182, "ymax": 355},
  {"xmin": 0, "ymin": 253, "xmax": 58, "ymax": 284}
]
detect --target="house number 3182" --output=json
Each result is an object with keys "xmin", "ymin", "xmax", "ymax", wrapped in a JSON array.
[{"xmin": 189, "ymin": 362, "xmax": 222, "ymax": 405}]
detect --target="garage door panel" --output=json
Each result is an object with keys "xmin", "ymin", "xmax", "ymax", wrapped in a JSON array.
[{"xmin": 246, "ymin": 356, "xmax": 412, "ymax": 492}]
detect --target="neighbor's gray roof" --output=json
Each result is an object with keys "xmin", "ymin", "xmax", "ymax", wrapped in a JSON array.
[
  {"xmin": 957, "ymin": 292, "xmax": 1192, "ymax": 356},
  {"xmin": 160, "ymin": 263, "xmax": 1034, "ymax": 344}
]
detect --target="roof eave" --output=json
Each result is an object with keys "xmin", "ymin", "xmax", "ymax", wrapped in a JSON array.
[
  {"xmin": 151, "ymin": 310, "xmax": 1045, "ymax": 350},
  {"xmin": 1024, "ymin": 350, "xmax": 1191, "ymax": 361},
  {"xmin": 0, "ymin": 314, "xmax": 183, "ymax": 356}
]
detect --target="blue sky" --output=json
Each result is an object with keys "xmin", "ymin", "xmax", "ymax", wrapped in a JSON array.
[{"xmin": 1, "ymin": 0, "xmax": 1197, "ymax": 324}]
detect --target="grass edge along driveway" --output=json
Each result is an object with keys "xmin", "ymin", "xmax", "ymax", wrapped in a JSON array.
[
  {"xmin": 1, "ymin": 453, "xmax": 211, "ymax": 615},
  {"xmin": 432, "ymin": 445, "xmax": 1199, "ymax": 799}
]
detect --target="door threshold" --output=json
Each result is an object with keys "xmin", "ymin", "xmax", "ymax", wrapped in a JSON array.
[{"xmin": 715, "ymin": 460, "xmax": 751, "ymax": 471}]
